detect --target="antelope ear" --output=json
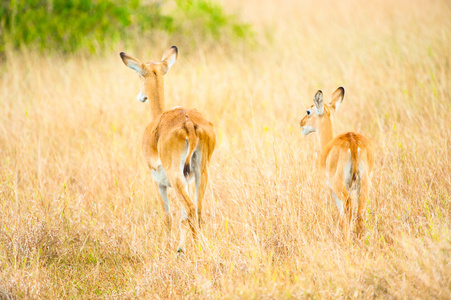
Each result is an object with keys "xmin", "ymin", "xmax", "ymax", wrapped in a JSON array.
[
  {"xmin": 330, "ymin": 87, "xmax": 345, "ymax": 112},
  {"xmin": 120, "ymin": 52, "xmax": 147, "ymax": 76},
  {"xmin": 161, "ymin": 46, "xmax": 178, "ymax": 74},
  {"xmin": 313, "ymin": 90, "xmax": 324, "ymax": 115}
]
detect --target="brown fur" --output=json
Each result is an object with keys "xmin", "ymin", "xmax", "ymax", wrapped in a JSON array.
[
  {"xmin": 321, "ymin": 132, "xmax": 374, "ymax": 181},
  {"xmin": 120, "ymin": 47, "xmax": 216, "ymax": 252},
  {"xmin": 300, "ymin": 87, "xmax": 374, "ymax": 238}
]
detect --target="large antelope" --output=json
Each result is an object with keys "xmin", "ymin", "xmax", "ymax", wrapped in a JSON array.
[
  {"xmin": 120, "ymin": 46, "xmax": 216, "ymax": 253},
  {"xmin": 299, "ymin": 87, "xmax": 374, "ymax": 238}
]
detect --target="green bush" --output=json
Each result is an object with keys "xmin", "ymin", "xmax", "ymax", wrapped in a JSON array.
[
  {"xmin": 0, "ymin": 0, "xmax": 253, "ymax": 55},
  {"xmin": 173, "ymin": 0, "xmax": 252, "ymax": 40}
]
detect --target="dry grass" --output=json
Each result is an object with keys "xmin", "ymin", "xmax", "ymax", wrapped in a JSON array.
[{"xmin": 1, "ymin": 0, "xmax": 451, "ymax": 298}]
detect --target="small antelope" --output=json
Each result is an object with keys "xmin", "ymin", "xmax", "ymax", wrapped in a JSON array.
[
  {"xmin": 120, "ymin": 46, "xmax": 216, "ymax": 253},
  {"xmin": 299, "ymin": 87, "xmax": 374, "ymax": 238}
]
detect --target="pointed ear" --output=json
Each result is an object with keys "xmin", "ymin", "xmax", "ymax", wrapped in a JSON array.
[
  {"xmin": 161, "ymin": 46, "xmax": 178, "ymax": 74},
  {"xmin": 120, "ymin": 52, "xmax": 147, "ymax": 76},
  {"xmin": 313, "ymin": 90, "xmax": 324, "ymax": 115},
  {"xmin": 330, "ymin": 87, "xmax": 345, "ymax": 112}
]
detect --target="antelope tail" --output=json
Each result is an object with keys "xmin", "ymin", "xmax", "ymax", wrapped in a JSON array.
[
  {"xmin": 348, "ymin": 147, "xmax": 362, "ymax": 197},
  {"xmin": 349, "ymin": 147, "xmax": 359, "ymax": 182},
  {"xmin": 183, "ymin": 121, "xmax": 198, "ymax": 177}
]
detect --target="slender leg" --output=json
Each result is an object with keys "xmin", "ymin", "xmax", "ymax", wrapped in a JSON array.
[
  {"xmin": 345, "ymin": 192, "xmax": 353, "ymax": 230},
  {"xmin": 330, "ymin": 181, "xmax": 352, "ymax": 239},
  {"xmin": 195, "ymin": 168, "xmax": 208, "ymax": 228},
  {"xmin": 168, "ymin": 172, "xmax": 197, "ymax": 253},
  {"xmin": 356, "ymin": 181, "xmax": 369, "ymax": 239},
  {"xmin": 157, "ymin": 183, "xmax": 172, "ymax": 235},
  {"xmin": 329, "ymin": 187, "xmax": 345, "ymax": 217},
  {"xmin": 178, "ymin": 206, "xmax": 188, "ymax": 253}
]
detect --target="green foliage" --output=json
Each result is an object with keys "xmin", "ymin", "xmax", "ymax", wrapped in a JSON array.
[
  {"xmin": 172, "ymin": 0, "xmax": 253, "ymax": 40},
  {"xmin": 0, "ymin": 0, "xmax": 253, "ymax": 54}
]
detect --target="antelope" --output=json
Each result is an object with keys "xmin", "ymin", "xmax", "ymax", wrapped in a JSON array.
[
  {"xmin": 120, "ymin": 46, "xmax": 216, "ymax": 253},
  {"xmin": 299, "ymin": 87, "xmax": 374, "ymax": 238}
]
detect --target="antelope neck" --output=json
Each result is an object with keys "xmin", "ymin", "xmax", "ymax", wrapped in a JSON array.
[
  {"xmin": 147, "ymin": 76, "xmax": 165, "ymax": 119},
  {"xmin": 318, "ymin": 117, "xmax": 334, "ymax": 150}
]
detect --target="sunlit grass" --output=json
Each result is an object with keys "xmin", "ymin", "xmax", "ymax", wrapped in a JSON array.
[{"xmin": 0, "ymin": 0, "xmax": 450, "ymax": 298}]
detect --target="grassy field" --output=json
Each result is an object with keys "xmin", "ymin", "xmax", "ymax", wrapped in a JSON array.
[{"xmin": 1, "ymin": 0, "xmax": 450, "ymax": 298}]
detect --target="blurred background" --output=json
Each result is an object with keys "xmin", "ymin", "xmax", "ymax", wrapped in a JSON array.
[
  {"xmin": 0, "ymin": 0, "xmax": 450, "ymax": 298},
  {"xmin": 0, "ymin": 0, "xmax": 254, "ymax": 56}
]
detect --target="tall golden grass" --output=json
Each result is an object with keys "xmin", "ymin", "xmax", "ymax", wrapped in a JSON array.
[{"xmin": 1, "ymin": 0, "xmax": 450, "ymax": 298}]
